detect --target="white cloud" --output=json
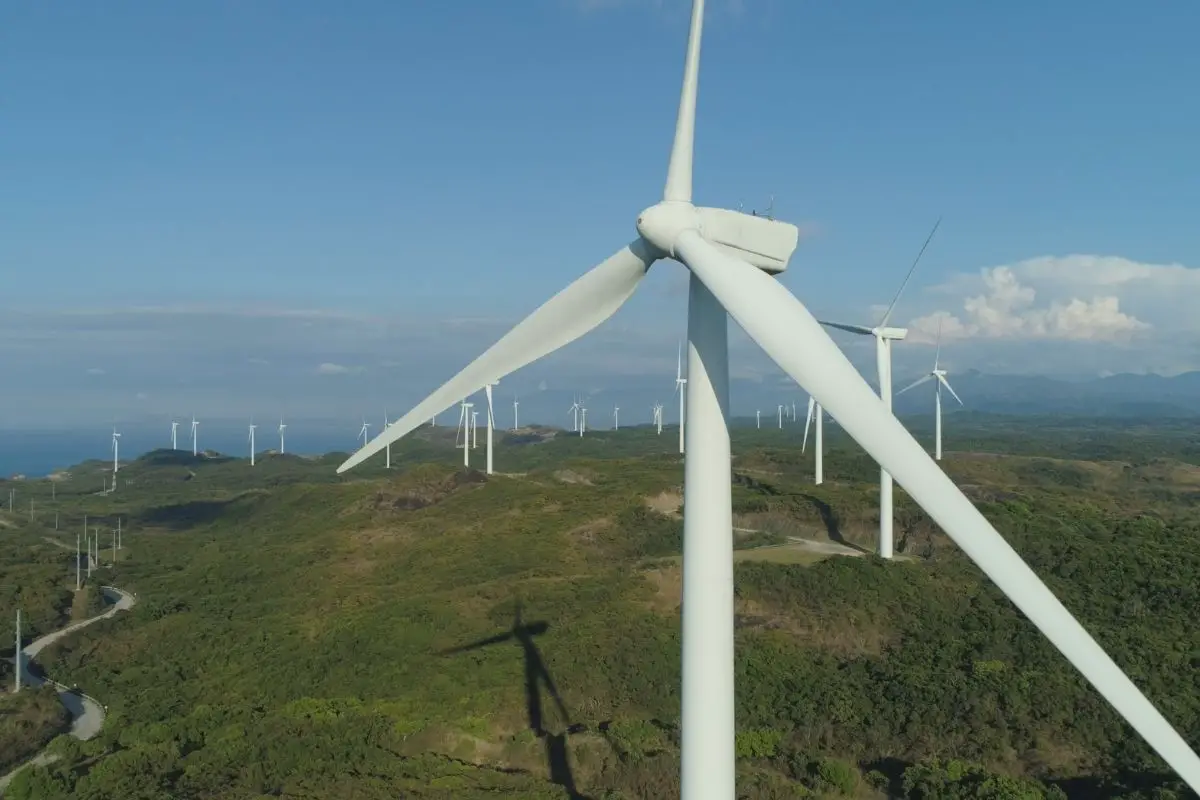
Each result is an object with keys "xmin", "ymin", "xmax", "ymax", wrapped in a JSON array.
[
  {"xmin": 85, "ymin": 367, "xmax": 105, "ymax": 375},
  {"xmin": 315, "ymin": 362, "xmax": 359, "ymax": 375},
  {"xmin": 907, "ymin": 257, "xmax": 1165, "ymax": 344}
]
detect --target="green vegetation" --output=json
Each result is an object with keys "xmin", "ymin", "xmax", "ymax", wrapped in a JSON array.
[
  {"xmin": 0, "ymin": 686, "xmax": 71, "ymax": 774},
  {"xmin": 0, "ymin": 418, "xmax": 1198, "ymax": 798}
]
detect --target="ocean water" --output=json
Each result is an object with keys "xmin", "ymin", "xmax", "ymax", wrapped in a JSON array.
[{"xmin": 0, "ymin": 425, "xmax": 362, "ymax": 478}]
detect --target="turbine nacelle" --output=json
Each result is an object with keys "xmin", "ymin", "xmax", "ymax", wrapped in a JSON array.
[
  {"xmin": 875, "ymin": 326, "xmax": 908, "ymax": 341},
  {"xmin": 638, "ymin": 202, "xmax": 799, "ymax": 274}
]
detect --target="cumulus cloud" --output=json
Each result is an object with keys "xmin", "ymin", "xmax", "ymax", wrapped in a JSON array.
[
  {"xmin": 315, "ymin": 362, "xmax": 355, "ymax": 376},
  {"xmin": 907, "ymin": 256, "xmax": 1165, "ymax": 344}
]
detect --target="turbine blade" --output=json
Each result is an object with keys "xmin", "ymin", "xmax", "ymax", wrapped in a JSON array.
[
  {"xmin": 663, "ymin": 0, "xmax": 705, "ymax": 202},
  {"xmin": 896, "ymin": 373, "xmax": 935, "ymax": 397},
  {"xmin": 937, "ymin": 374, "xmax": 964, "ymax": 405},
  {"xmin": 818, "ymin": 320, "xmax": 875, "ymax": 337},
  {"xmin": 879, "ymin": 216, "xmax": 942, "ymax": 328},
  {"xmin": 674, "ymin": 227, "xmax": 1200, "ymax": 790},
  {"xmin": 338, "ymin": 240, "xmax": 656, "ymax": 473}
]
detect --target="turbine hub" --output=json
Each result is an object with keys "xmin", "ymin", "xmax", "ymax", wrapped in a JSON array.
[{"xmin": 636, "ymin": 201, "xmax": 699, "ymax": 257}]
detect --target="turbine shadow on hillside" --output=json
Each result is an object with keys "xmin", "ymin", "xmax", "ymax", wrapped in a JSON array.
[
  {"xmin": 800, "ymin": 494, "xmax": 871, "ymax": 554},
  {"xmin": 439, "ymin": 598, "xmax": 590, "ymax": 799}
]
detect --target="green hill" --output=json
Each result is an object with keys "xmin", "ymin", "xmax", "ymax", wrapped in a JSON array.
[{"xmin": 1, "ymin": 421, "xmax": 1198, "ymax": 798}]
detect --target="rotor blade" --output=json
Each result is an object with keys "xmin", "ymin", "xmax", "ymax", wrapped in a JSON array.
[
  {"xmin": 674, "ymin": 228, "xmax": 1200, "ymax": 791},
  {"xmin": 879, "ymin": 216, "xmax": 942, "ymax": 328},
  {"xmin": 818, "ymin": 320, "xmax": 874, "ymax": 337},
  {"xmin": 896, "ymin": 373, "xmax": 935, "ymax": 397},
  {"xmin": 937, "ymin": 374, "xmax": 964, "ymax": 405},
  {"xmin": 663, "ymin": 0, "xmax": 705, "ymax": 202},
  {"xmin": 338, "ymin": 241, "xmax": 656, "ymax": 473},
  {"xmin": 802, "ymin": 396, "xmax": 814, "ymax": 453}
]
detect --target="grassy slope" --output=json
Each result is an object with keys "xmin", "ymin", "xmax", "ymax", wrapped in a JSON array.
[{"xmin": 1, "ymin": 420, "xmax": 1198, "ymax": 798}]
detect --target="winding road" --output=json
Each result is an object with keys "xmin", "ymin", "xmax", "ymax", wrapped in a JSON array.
[{"xmin": 0, "ymin": 584, "xmax": 136, "ymax": 793}]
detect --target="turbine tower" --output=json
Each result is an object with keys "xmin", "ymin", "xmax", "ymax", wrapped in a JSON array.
[
  {"xmin": 171, "ymin": 420, "xmax": 179, "ymax": 450},
  {"xmin": 776, "ymin": 404, "xmax": 783, "ymax": 429},
  {"xmin": 897, "ymin": 320, "xmax": 963, "ymax": 461},
  {"xmin": 568, "ymin": 397, "xmax": 581, "ymax": 432},
  {"xmin": 613, "ymin": 405, "xmax": 620, "ymax": 430},
  {"xmin": 111, "ymin": 428, "xmax": 121, "ymax": 475},
  {"xmin": 248, "ymin": 422, "xmax": 257, "ymax": 466},
  {"xmin": 13, "ymin": 610, "xmax": 21, "ymax": 693},
  {"xmin": 802, "ymin": 396, "xmax": 824, "ymax": 485},
  {"xmin": 820, "ymin": 218, "xmax": 941, "ymax": 560},
  {"xmin": 358, "ymin": 420, "xmax": 370, "ymax": 451},
  {"xmin": 334, "ymin": 2, "xmax": 1200, "ymax": 793},
  {"xmin": 654, "ymin": 402, "xmax": 664, "ymax": 435},
  {"xmin": 674, "ymin": 341, "xmax": 687, "ymax": 453},
  {"xmin": 471, "ymin": 410, "xmax": 479, "ymax": 448},
  {"xmin": 190, "ymin": 416, "xmax": 199, "ymax": 456},
  {"xmin": 456, "ymin": 400, "xmax": 473, "ymax": 467},
  {"xmin": 513, "ymin": 395, "xmax": 520, "ymax": 431},
  {"xmin": 278, "ymin": 418, "xmax": 287, "ymax": 454},
  {"xmin": 579, "ymin": 403, "xmax": 587, "ymax": 436}
]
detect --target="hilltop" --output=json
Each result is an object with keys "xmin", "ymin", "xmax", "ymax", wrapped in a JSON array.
[{"xmin": 0, "ymin": 420, "xmax": 1198, "ymax": 798}]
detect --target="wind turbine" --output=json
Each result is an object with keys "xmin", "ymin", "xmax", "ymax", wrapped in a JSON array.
[
  {"xmin": 248, "ymin": 422, "xmax": 257, "ymax": 466},
  {"xmin": 898, "ymin": 321, "xmax": 962, "ymax": 461},
  {"xmin": 456, "ymin": 400, "xmax": 473, "ymax": 467},
  {"xmin": 110, "ymin": 427, "xmax": 121, "ymax": 476},
  {"xmin": 384, "ymin": 411, "xmax": 392, "ymax": 469},
  {"xmin": 802, "ymin": 396, "xmax": 824, "ymax": 485},
  {"xmin": 755, "ymin": 409, "xmax": 760, "ymax": 429},
  {"xmin": 334, "ymin": 1, "xmax": 1200, "ymax": 793},
  {"xmin": 471, "ymin": 410, "xmax": 479, "ymax": 448},
  {"xmin": 485, "ymin": 383, "xmax": 496, "ymax": 475},
  {"xmin": 653, "ymin": 403, "xmax": 664, "ymax": 435},
  {"xmin": 613, "ymin": 405, "xmax": 620, "ymax": 430},
  {"xmin": 579, "ymin": 403, "xmax": 587, "ymax": 436},
  {"xmin": 278, "ymin": 418, "xmax": 287, "ymax": 454},
  {"xmin": 171, "ymin": 420, "xmax": 179, "ymax": 450},
  {"xmin": 568, "ymin": 397, "xmax": 581, "ymax": 432},
  {"xmin": 190, "ymin": 416, "xmax": 199, "ymax": 456},
  {"xmin": 776, "ymin": 404, "xmax": 783, "ymax": 429},
  {"xmin": 820, "ymin": 218, "xmax": 941, "ymax": 561},
  {"xmin": 513, "ymin": 395, "xmax": 520, "ymax": 431},
  {"xmin": 674, "ymin": 341, "xmax": 687, "ymax": 454},
  {"xmin": 358, "ymin": 420, "xmax": 371, "ymax": 451}
]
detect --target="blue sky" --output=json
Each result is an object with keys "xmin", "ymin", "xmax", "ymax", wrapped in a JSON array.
[{"xmin": 3, "ymin": 0, "xmax": 1200, "ymax": 430}]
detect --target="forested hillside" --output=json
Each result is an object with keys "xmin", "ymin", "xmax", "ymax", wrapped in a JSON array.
[{"xmin": 1, "ymin": 421, "xmax": 1198, "ymax": 798}]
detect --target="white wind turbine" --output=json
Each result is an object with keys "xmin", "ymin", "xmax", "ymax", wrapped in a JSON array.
[
  {"xmin": 776, "ymin": 404, "xmax": 783, "ymax": 429},
  {"xmin": 802, "ymin": 396, "xmax": 824, "ymax": 485},
  {"xmin": 513, "ymin": 395, "xmax": 520, "ymax": 431},
  {"xmin": 248, "ymin": 422, "xmax": 257, "ymax": 467},
  {"xmin": 358, "ymin": 420, "xmax": 371, "ymax": 451},
  {"xmin": 674, "ymin": 341, "xmax": 687, "ymax": 454},
  {"xmin": 568, "ymin": 396, "xmax": 581, "ymax": 432},
  {"xmin": 171, "ymin": 420, "xmax": 179, "ymax": 450},
  {"xmin": 820, "ymin": 218, "xmax": 941, "ymax": 561},
  {"xmin": 485, "ymin": 383, "xmax": 497, "ymax": 475},
  {"xmin": 190, "ymin": 416, "xmax": 199, "ymax": 456},
  {"xmin": 579, "ymin": 401, "xmax": 587, "ymax": 436},
  {"xmin": 335, "ymin": 2, "xmax": 1200, "ymax": 793},
  {"xmin": 383, "ymin": 411, "xmax": 392, "ymax": 469},
  {"xmin": 653, "ymin": 402, "xmax": 664, "ymax": 435},
  {"xmin": 471, "ymin": 410, "xmax": 479, "ymax": 448},
  {"xmin": 898, "ymin": 320, "xmax": 963, "ymax": 461},
  {"xmin": 613, "ymin": 405, "xmax": 620, "ymax": 430},
  {"xmin": 456, "ymin": 400, "xmax": 473, "ymax": 466},
  {"xmin": 278, "ymin": 418, "xmax": 287, "ymax": 454},
  {"xmin": 111, "ymin": 428, "xmax": 121, "ymax": 474}
]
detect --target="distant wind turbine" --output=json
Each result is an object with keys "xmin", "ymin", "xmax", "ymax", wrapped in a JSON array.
[
  {"xmin": 383, "ymin": 411, "xmax": 392, "ymax": 469},
  {"xmin": 278, "ymin": 418, "xmax": 287, "ymax": 454},
  {"xmin": 756, "ymin": 409, "xmax": 760, "ymax": 429},
  {"xmin": 802, "ymin": 396, "xmax": 824, "ymax": 485},
  {"xmin": 898, "ymin": 320, "xmax": 963, "ymax": 461},
  {"xmin": 579, "ymin": 403, "xmax": 587, "ymax": 436},
  {"xmin": 111, "ymin": 428, "xmax": 121, "ymax": 478},
  {"xmin": 654, "ymin": 403, "xmax": 664, "ymax": 435},
  {"xmin": 358, "ymin": 420, "xmax": 371, "ymax": 451},
  {"xmin": 190, "ymin": 416, "xmax": 199, "ymax": 456},
  {"xmin": 248, "ymin": 422, "xmax": 257, "ymax": 466},
  {"xmin": 568, "ymin": 397, "xmax": 581, "ymax": 432},
  {"xmin": 613, "ymin": 406, "xmax": 620, "ymax": 430},
  {"xmin": 171, "ymin": 420, "xmax": 179, "ymax": 450},
  {"xmin": 820, "ymin": 217, "xmax": 941, "ymax": 560},
  {"xmin": 471, "ymin": 410, "xmax": 479, "ymax": 449},
  {"xmin": 456, "ymin": 400, "xmax": 473, "ymax": 467},
  {"xmin": 485, "ymin": 383, "xmax": 497, "ymax": 475},
  {"xmin": 513, "ymin": 395, "xmax": 520, "ymax": 431},
  {"xmin": 776, "ymin": 404, "xmax": 783, "ymax": 429}
]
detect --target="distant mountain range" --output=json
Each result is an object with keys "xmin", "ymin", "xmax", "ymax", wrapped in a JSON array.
[{"xmin": 885, "ymin": 369, "xmax": 1200, "ymax": 417}]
